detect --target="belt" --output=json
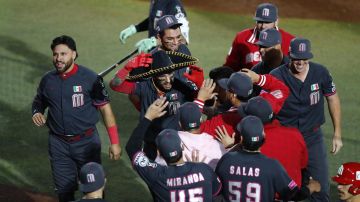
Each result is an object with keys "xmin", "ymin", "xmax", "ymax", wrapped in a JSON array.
[{"xmin": 53, "ymin": 128, "xmax": 94, "ymax": 143}]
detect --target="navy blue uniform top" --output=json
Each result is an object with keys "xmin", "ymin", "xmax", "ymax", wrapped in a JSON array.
[
  {"xmin": 215, "ymin": 150, "xmax": 297, "ymax": 201},
  {"xmin": 136, "ymin": 0, "xmax": 187, "ymax": 37},
  {"xmin": 32, "ymin": 64, "xmax": 109, "ymax": 135},
  {"xmin": 126, "ymin": 118, "xmax": 222, "ymax": 202},
  {"xmin": 270, "ymin": 62, "xmax": 336, "ymax": 133},
  {"xmin": 252, "ymin": 55, "xmax": 290, "ymax": 75}
]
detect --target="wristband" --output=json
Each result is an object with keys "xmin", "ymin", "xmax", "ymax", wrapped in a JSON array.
[{"xmin": 106, "ymin": 125, "xmax": 120, "ymax": 144}]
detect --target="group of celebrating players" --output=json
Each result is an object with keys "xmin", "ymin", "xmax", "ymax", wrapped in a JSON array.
[{"xmin": 31, "ymin": 1, "xmax": 360, "ymax": 202}]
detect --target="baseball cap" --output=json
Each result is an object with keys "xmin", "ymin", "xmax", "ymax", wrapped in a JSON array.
[
  {"xmin": 155, "ymin": 129, "xmax": 182, "ymax": 163},
  {"xmin": 217, "ymin": 72, "xmax": 253, "ymax": 98},
  {"xmin": 179, "ymin": 102, "xmax": 202, "ymax": 131},
  {"xmin": 238, "ymin": 96, "xmax": 274, "ymax": 124},
  {"xmin": 256, "ymin": 28, "xmax": 282, "ymax": 48},
  {"xmin": 332, "ymin": 162, "xmax": 360, "ymax": 185},
  {"xmin": 237, "ymin": 115, "xmax": 265, "ymax": 151},
  {"xmin": 79, "ymin": 162, "xmax": 105, "ymax": 193},
  {"xmin": 289, "ymin": 37, "xmax": 314, "ymax": 60},
  {"xmin": 254, "ymin": 3, "xmax": 278, "ymax": 23},
  {"xmin": 156, "ymin": 15, "xmax": 182, "ymax": 33}
]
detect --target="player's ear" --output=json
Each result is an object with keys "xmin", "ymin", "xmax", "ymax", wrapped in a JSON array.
[{"xmin": 72, "ymin": 50, "xmax": 77, "ymax": 60}]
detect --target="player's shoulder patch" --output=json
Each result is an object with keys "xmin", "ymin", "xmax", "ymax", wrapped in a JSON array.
[
  {"xmin": 270, "ymin": 90, "xmax": 283, "ymax": 99},
  {"xmin": 133, "ymin": 151, "xmax": 157, "ymax": 168}
]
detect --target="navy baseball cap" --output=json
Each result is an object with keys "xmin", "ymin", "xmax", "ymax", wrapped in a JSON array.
[
  {"xmin": 156, "ymin": 15, "xmax": 182, "ymax": 33},
  {"xmin": 254, "ymin": 3, "xmax": 278, "ymax": 23},
  {"xmin": 217, "ymin": 72, "xmax": 253, "ymax": 98},
  {"xmin": 237, "ymin": 115, "xmax": 265, "ymax": 151},
  {"xmin": 79, "ymin": 162, "xmax": 105, "ymax": 193},
  {"xmin": 179, "ymin": 102, "xmax": 202, "ymax": 131},
  {"xmin": 156, "ymin": 129, "xmax": 182, "ymax": 163},
  {"xmin": 238, "ymin": 96, "xmax": 274, "ymax": 124},
  {"xmin": 289, "ymin": 37, "xmax": 314, "ymax": 60},
  {"xmin": 256, "ymin": 28, "xmax": 282, "ymax": 48}
]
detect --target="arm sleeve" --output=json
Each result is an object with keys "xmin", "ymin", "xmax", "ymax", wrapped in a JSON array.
[
  {"xmin": 91, "ymin": 76, "xmax": 110, "ymax": 107},
  {"xmin": 273, "ymin": 161, "xmax": 299, "ymax": 200},
  {"xmin": 109, "ymin": 67, "xmax": 136, "ymax": 94},
  {"xmin": 257, "ymin": 74, "xmax": 290, "ymax": 114},
  {"xmin": 224, "ymin": 35, "xmax": 242, "ymax": 71},
  {"xmin": 322, "ymin": 68, "xmax": 336, "ymax": 96},
  {"xmin": 32, "ymin": 78, "xmax": 47, "ymax": 115},
  {"xmin": 125, "ymin": 118, "xmax": 152, "ymax": 159},
  {"xmin": 135, "ymin": 18, "xmax": 149, "ymax": 33},
  {"xmin": 212, "ymin": 169, "xmax": 222, "ymax": 196}
]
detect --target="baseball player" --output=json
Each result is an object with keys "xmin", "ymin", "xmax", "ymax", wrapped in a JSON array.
[
  {"xmin": 119, "ymin": 0, "xmax": 189, "ymax": 53},
  {"xmin": 216, "ymin": 116, "xmax": 300, "ymax": 201},
  {"xmin": 270, "ymin": 37, "xmax": 343, "ymax": 201},
  {"xmin": 31, "ymin": 35, "xmax": 121, "ymax": 202},
  {"xmin": 126, "ymin": 98, "xmax": 222, "ymax": 201},
  {"xmin": 224, "ymin": 3, "xmax": 294, "ymax": 71},
  {"xmin": 332, "ymin": 162, "xmax": 360, "ymax": 202},
  {"xmin": 112, "ymin": 50, "xmax": 198, "ymax": 160},
  {"xmin": 155, "ymin": 102, "xmax": 227, "ymax": 170},
  {"xmin": 76, "ymin": 162, "xmax": 107, "ymax": 202}
]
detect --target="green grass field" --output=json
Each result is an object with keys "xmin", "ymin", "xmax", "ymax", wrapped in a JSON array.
[{"xmin": 0, "ymin": 0, "xmax": 360, "ymax": 201}]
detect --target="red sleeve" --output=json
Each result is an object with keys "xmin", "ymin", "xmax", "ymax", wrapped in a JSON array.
[
  {"xmin": 200, "ymin": 112, "xmax": 240, "ymax": 138},
  {"xmin": 224, "ymin": 33, "xmax": 243, "ymax": 72},
  {"xmin": 279, "ymin": 29, "xmax": 295, "ymax": 56},
  {"xmin": 257, "ymin": 74, "xmax": 290, "ymax": 114},
  {"xmin": 109, "ymin": 67, "xmax": 136, "ymax": 94}
]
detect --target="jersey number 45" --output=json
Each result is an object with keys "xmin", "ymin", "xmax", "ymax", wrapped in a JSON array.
[{"xmin": 170, "ymin": 187, "xmax": 203, "ymax": 202}]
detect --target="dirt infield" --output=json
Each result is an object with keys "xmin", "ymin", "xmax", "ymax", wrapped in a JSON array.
[{"xmin": 183, "ymin": 0, "xmax": 360, "ymax": 23}]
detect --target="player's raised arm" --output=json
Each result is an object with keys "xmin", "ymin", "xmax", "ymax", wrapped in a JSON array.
[{"xmin": 125, "ymin": 98, "xmax": 168, "ymax": 159}]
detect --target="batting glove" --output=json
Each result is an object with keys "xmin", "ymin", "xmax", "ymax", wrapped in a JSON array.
[
  {"xmin": 119, "ymin": 24, "xmax": 137, "ymax": 44},
  {"xmin": 183, "ymin": 65, "xmax": 204, "ymax": 89},
  {"xmin": 124, "ymin": 53, "xmax": 153, "ymax": 71},
  {"xmin": 135, "ymin": 36, "xmax": 157, "ymax": 53}
]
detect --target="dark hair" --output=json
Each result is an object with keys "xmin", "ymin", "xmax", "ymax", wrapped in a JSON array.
[
  {"xmin": 51, "ymin": 35, "xmax": 78, "ymax": 59},
  {"xmin": 159, "ymin": 24, "xmax": 181, "ymax": 38},
  {"xmin": 209, "ymin": 66, "xmax": 234, "ymax": 81}
]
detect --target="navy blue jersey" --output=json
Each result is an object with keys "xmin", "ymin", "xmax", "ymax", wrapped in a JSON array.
[
  {"xmin": 148, "ymin": 0, "xmax": 187, "ymax": 37},
  {"xmin": 270, "ymin": 62, "xmax": 336, "ymax": 133},
  {"xmin": 252, "ymin": 55, "xmax": 289, "ymax": 75},
  {"xmin": 32, "ymin": 64, "xmax": 109, "ymax": 135},
  {"xmin": 132, "ymin": 151, "xmax": 222, "ymax": 202},
  {"xmin": 215, "ymin": 150, "xmax": 297, "ymax": 201}
]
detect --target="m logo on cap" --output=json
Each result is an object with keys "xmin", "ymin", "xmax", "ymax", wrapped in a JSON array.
[
  {"xmin": 165, "ymin": 16, "xmax": 174, "ymax": 25},
  {"xmin": 299, "ymin": 43, "xmax": 307, "ymax": 52},
  {"xmin": 262, "ymin": 8, "xmax": 270, "ymax": 17},
  {"xmin": 87, "ymin": 174, "xmax": 95, "ymax": 183}
]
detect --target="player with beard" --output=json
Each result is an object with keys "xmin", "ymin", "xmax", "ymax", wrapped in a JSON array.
[
  {"xmin": 31, "ymin": 35, "xmax": 121, "ymax": 202},
  {"xmin": 271, "ymin": 37, "xmax": 342, "ymax": 202},
  {"xmin": 111, "ymin": 50, "xmax": 198, "ymax": 160}
]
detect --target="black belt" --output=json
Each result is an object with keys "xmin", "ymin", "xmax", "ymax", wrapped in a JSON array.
[{"xmin": 53, "ymin": 128, "xmax": 94, "ymax": 143}]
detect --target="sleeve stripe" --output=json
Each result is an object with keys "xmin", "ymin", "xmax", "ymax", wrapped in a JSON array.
[
  {"xmin": 194, "ymin": 99, "xmax": 204, "ymax": 109},
  {"xmin": 257, "ymin": 75, "xmax": 266, "ymax": 87},
  {"xmin": 324, "ymin": 91, "xmax": 336, "ymax": 97}
]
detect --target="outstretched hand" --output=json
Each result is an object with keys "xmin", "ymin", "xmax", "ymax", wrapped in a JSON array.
[
  {"xmin": 124, "ymin": 53, "xmax": 153, "ymax": 71},
  {"xmin": 144, "ymin": 97, "xmax": 169, "ymax": 121},
  {"xmin": 197, "ymin": 79, "xmax": 217, "ymax": 102},
  {"xmin": 215, "ymin": 125, "xmax": 235, "ymax": 148}
]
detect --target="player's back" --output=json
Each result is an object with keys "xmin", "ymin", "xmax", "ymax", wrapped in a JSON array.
[{"xmin": 216, "ymin": 150, "xmax": 296, "ymax": 201}]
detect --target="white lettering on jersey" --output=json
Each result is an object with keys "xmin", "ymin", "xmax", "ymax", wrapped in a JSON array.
[
  {"xmin": 72, "ymin": 94, "xmax": 84, "ymax": 107},
  {"xmin": 246, "ymin": 51, "xmax": 262, "ymax": 64},
  {"xmin": 229, "ymin": 166, "xmax": 260, "ymax": 177},
  {"xmin": 167, "ymin": 173, "xmax": 205, "ymax": 187}
]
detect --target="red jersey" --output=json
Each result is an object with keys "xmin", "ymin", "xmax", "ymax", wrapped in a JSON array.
[
  {"xmin": 261, "ymin": 120, "xmax": 308, "ymax": 186},
  {"xmin": 199, "ymin": 74, "xmax": 289, "ymax": 137},
  {"xmin": 224, "ymin": 28, "xmax": 295, "ymax": 71}
]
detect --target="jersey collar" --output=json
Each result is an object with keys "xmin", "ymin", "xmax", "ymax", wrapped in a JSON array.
[{"xmin": 59, "ymin": 64, "xmax": 78, "ymax": 80}]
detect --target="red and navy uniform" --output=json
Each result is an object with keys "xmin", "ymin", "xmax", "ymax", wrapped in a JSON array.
[
  {"xmin": 136, "ymin": 0, "xmax": 187, "ymax": 38},
  {"xmin": 260, "ymin": 119, "xmax": 308, "ymax": 187},
  {"xmin": 135, "ymin": 78, "xmax": 195, "ymax": 160},
  {"xmin": 215, "ymin": 150, "xmax": 298, "ymax": 201},
  {"xmin": 270, "ymin": 62, "xmax": 337, "ymax": 201},
  {"xmin": 126, "ymin": 118, "xmax": 222, "ymax": 202},
  {"xmin": 32, "ymin": 64, "xmax": 108, "ymax": 193},
  {"xmin": 224, "ymin": 28, "xmax": 294, "ymax": 71}
]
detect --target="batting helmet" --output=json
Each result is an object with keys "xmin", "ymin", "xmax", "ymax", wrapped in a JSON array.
[{"xmin": 332, "ymin": 162, "xmax": 360, "ymax": 195}]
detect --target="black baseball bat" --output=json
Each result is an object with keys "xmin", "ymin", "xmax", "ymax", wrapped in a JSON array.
[{"xmin": 98, "ymin": 49, "xmax": 137, "ymax": 77}]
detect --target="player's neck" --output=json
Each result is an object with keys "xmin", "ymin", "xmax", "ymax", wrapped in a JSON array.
[
  {"xmin": 83, "ymin": 190, "xmax": 103, "ymax": 199},
  {"xmin": 347, "ymin": 196, "xmax": 360, "ymax": 202},
  {"xmin": 243, "ymin": 148, "xmax": 260, "ymax": 153}
]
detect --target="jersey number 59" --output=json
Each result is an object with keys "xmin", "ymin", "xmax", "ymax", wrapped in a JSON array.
[
  {"xmin": 170, "ymin": 187, "xmax": 203, "ymax": 202},
  {"xmin": 228, "ymin": 181, "xmax": 261, "ymax": 202}
]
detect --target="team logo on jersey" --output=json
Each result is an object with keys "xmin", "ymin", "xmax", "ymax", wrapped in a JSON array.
[
  {"xmin": 72, "ymin": 94, "xmax": 84, "ymax": 107},
  {"xmin": 310, "ymin": 91, "xmax": 320, "ymax": 105},
  {"xmin": 156, "ymin": 10, "xmax": 163, "ymax": 17},
  {"xmin": 246, "ymin": 51, "xmax": 262, "ymax": 64},
  {"xmin": 299, "ymin": 43, "xmax": 307, "ymax": 52},
  {"xmin": 168, "ymin": 93, "xmax": 178, "ymax": 101},
  {"xmin": 73, "ymin": 86, "xmax": 82, "ymax": 92},
  {"xmin": 134, "ymin": 152, "xmax": 157, "ymax": 168},
  {"xmin": 288, "ymin": 180, "xmax": 297, "ymax": 190},
  {"xmin": 311, "ymin": 83, "xmax": 319, "ymax": 91},
  {"xmin": 262, "ymin": 8, "xmax": 270, "ymax": 17}
]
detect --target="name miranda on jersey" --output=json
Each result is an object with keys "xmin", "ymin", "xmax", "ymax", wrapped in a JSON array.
[
  {"xmin": 167, "ymin": 172, "xmax": 205, "ymax": 187},
  {"xmin": 229, "ymin": 166, "xmax": 260, "ymax": 177}
]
